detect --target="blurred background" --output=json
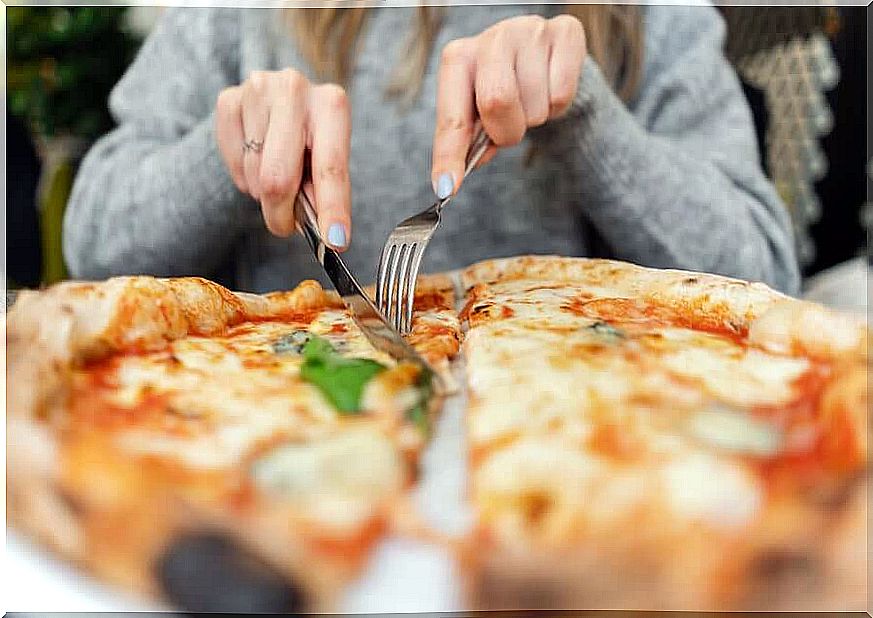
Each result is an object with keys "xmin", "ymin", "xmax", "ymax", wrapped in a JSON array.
[{"xmin": 5, "ymin": 6, "xmax": 869, "ymax": 305}]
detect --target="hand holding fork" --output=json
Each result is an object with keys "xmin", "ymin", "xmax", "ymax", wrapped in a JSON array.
[{"xmin": 375, "ymin": 125, "xmax": 492, "ymax": 334}]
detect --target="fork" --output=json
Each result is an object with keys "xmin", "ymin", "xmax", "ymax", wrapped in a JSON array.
[{"xmin": 376, "ymin": 124, "xmax": 492, "ymax": 334}]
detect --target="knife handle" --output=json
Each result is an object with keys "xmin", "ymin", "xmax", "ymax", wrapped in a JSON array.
[
  {"xmin": 294, "ymin": 188, "xmax": 319, "ymax": 236},
  {"xmin": 293, "ymin": 153, "xmax": 326, "ymax": 261}
]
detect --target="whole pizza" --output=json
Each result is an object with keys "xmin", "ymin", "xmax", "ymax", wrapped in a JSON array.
[{"xmin": 6, "ymin": 255, "xmax": 868, "ymax": 612}]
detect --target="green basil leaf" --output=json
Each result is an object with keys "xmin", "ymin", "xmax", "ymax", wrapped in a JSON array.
[
  {"xmin": 302, "ymin": 335, "xmax": 336, "ymax": 361},
  {"xmin": 299, "ymin": 336, "xmax": 387, "ymax": 414}
]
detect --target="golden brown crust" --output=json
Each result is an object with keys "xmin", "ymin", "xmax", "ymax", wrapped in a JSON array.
[
  {"xmin": 462, "ymin": 255, "xmax": 785, "ymax": 308},
  {"xmin": 748, "ymin": 299, "xmax": 869, "ymax": 360},
  {"xmin": 462, "ymin": 255, "xmax": 867, "ymax": 362},
  {"xmin": 7, "ymin": 417, "xmax": 86, "ymax": 559}
]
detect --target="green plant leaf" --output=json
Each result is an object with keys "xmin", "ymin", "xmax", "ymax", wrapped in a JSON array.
[{"xmin": 299, "ymin": 336, "xmax": 387, "ymax": 414}]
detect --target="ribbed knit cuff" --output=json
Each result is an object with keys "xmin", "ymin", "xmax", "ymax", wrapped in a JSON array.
[{"xmin": 528, "ymin": 56, "xmax": 648, "ymax": 208}]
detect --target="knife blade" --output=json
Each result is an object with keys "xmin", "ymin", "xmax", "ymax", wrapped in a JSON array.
[{"xmin": 293, "ymin": 184, "xmax": 443, "ymax": 393}]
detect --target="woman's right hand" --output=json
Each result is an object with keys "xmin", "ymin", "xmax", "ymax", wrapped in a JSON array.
[{"xmin": 215, "ymin": 69, "xmax": 352, "ymax": 250}]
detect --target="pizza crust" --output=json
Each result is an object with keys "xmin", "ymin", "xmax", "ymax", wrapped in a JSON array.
[
  {"xmin": 462, "ymin": 255, "xmax": 868, "ymax": 359},
  {"xmin": 748, "ymin": 299, "xmax": 869, "ymax": 360},
  {"xmin": 462, "ymin": 255, "xmax": 785, "ymax": 317}
]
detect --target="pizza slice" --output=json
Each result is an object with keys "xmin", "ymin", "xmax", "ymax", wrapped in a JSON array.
[
  {"xmin": 458, "ymin": 256, "xmax": 868, "ymax": 611},
  {"xmin": 7, "ymin": 274, "xmax": 460, "ymax": 612}
]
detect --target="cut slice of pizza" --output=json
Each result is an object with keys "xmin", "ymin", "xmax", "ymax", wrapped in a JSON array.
[
  {"xmin": 6, "ymin": 274, "xmax": 460, "ymax": 613},
  {"xmin": 458, "ymin": 256, "xmax": 868, "ymax": 611}
]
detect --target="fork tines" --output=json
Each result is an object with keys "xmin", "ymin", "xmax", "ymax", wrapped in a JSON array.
[
  {"xmin": 375, "ymin": 234, "xmax": 430, "ymax": 334},
  {"xmin": 375, "ymin": 123, "xmax": 492, "ymax": 335}
]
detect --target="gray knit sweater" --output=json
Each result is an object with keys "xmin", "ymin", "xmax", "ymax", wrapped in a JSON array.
[{"xmin": 63, "ymin": 4, "xmax": 801, "ymax": 295}]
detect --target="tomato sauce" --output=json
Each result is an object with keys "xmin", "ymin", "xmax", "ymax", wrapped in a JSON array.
[
  {"xmin": 587, "ymin": 423, "xmax": 640, "ymax": 463},
  {"xmin": 561, "ymin": 295, "xmax": 748, "ymax": 343},
  {"xmin": 413, "ymin": 324, "xmax": 457, "ymax": 339},
  {"xmin": 70, "ymin": 355, "xmax": 205, "ymax": 437},
  {"xmin": 412, "ymin": 290, "xmax": 451, "ymax": 312},
  {"xmin": 458, "ymin": 296, "xmax": 480, "ymax": 323},
  {"xmin": 752, "ymin": 362, "xmax": 863, "ymax": 491},
  {"xmin": 69, "ymin": 387, "xmax": 169, "ymax": 430},
  {"xmin": 329, "ymin": 321, "xmax": 348, "ymax": 334}
]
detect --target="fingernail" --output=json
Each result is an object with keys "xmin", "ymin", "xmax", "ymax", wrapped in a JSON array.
[
  {"xmin": 435, "ymin": 172, "xmax": 455, "ymax": 200},
  {"xmin": 327, "ymin": 223, "xmax": 347, "ymax": 249}
]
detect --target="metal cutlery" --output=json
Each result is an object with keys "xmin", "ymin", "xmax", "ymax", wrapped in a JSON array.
[
  {"xmin": 375, "ymin": 123, "xmax": 492, "ymax": 334},
  {"xmin": 293, "ymin": 175, "xmax": 440, "ymax": 389}
]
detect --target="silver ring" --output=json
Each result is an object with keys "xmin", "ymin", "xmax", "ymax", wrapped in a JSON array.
[{"xmin": 243, "ymin": 139, "xmax": 264, "ymax": 153}]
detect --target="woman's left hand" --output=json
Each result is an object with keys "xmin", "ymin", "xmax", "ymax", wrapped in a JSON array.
[{"xmin": 431, "ymin": 14, "xmax": 587, "ymax": 199}]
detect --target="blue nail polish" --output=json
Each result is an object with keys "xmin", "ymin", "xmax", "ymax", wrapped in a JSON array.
[
  {"xmin": 327, "ymin": 224, "xmax": 347, "ymax": 248},
  {"xmin": 435, "ymin": 173, "xmax": 455, "ymax": 200}
]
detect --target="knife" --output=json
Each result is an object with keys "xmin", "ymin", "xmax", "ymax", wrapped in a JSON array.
[{"xmin": 292, "ymin": 180, "xmax": 443, "ymax": 394}]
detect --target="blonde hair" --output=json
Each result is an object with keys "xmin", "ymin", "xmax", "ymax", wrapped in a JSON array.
[{"xmin": 287, "ymin": 5, "xmax": 643, "ymax": 104}]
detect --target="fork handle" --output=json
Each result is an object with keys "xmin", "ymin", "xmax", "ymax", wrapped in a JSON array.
[{"xmin": 464, "ymin": 122, "xmax": 492, "ymax": 179}]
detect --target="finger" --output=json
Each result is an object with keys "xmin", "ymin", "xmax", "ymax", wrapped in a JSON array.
[
  {"xmin": 308, "ymin": 84, "xmax": 352, "ymax": 251},
  {"xmin": 475, "ymin": 32, "xmax": 526, "ymax": 148},
  {"xmin": 547, "ymin": 15, "xmax": 586, "ymax": 119},
  {"xmin": 259, "ymin": 71, "xmax": 308, "ymax": 237},
  {"xmin": 432, "ymin": 38, "xmax": 475, "ymax": 199},
  {"xmin": 215, "ymin": 86, "xmax": 248, "ymax": 193},
  {"xmin": 516, "ymin": 40, "xmax": 551, "ymax": 128},
  {"xmin": 241, "ymin": 71, "xmax": 271, "ymax": 200}
]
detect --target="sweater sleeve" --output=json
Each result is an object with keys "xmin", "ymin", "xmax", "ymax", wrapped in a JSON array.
[
  {"xmin": 534, "ymin": 5, "xmax": 801, "ymax": 295},
  {"xmin": 63, "ymin": 8, "xmax": 258, "ymax": 279}
]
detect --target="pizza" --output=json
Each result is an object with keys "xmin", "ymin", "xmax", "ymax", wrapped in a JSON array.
[
  {"xmin": 458, "ymin": 256, "xmax": 868, "ymax": 611},
  {"xmin": 6, "ymin": 255, "xmax": 868, "ymax": 612},
  {"xmin": 6, "ymin": 274, "xmax": 460, "ymax": 612}
]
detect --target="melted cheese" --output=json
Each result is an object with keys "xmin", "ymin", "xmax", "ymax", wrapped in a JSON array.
[
  {"xmin": 474, "ymin": 438, "xmax": 662, "ymax": 543},
  {"xmin": 462, "ymin": 278, "xmax": 791, "ymax": 548},
  {"xmin": 77, "ymin": 316, "xmax": 417, "ymax": 473},
  {"xmin": 170, "ymin": 339, "xmax": 246, "ymax": 373},
  {"xmin": 118, "ymin": 423, "xmax": 287, "ymax": 469},
  {"xmin": 659, "ymin": 346, "xmax": 809, "ymax": 407},
  {"xmin": 251, "ymin": 429, "xmax": 404, "ymax": 529},
  {"xmin": 464, "ymin": 323, "xmax": 705, "ymax": 446},
  {"xmin": 662, "ymin": 452, "xmax": 762, "ymax": 529},
  {"xmin": 474, "ymin": 438, "xmax": 764, "ymax": 545},
  {"xmin": 687, "ymin": 405, "xmax": 782, "ymax": 456}
]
